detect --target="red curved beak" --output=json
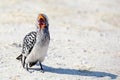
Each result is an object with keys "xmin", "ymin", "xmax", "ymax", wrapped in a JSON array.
[
  {"xmin": 40, "ymin": 24, "xmax": 46, "ymax": 30},
  {"xmin": 38, "ymin": 14, "xmax": 47, "ymax": 30},
  {"xmin": 38, "ymin": 18, "xmax": 46, "ymax": 30}
]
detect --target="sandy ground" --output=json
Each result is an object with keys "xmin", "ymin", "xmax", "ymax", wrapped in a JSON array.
[{"xmin": 0, "ymin": 0, "xmax": 120, "ymax": 80}]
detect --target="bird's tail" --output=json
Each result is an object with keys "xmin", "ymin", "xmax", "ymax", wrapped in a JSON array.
[{"xmin": 16, "ymin": 54, "xmax": 22, "ymax": 61}]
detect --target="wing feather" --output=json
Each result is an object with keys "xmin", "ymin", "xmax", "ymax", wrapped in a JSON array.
[{"xmin": 16, "ymin": 31, "xmax": 37, "ymax": 67}]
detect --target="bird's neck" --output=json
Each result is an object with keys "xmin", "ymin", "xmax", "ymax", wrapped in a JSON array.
[
  {"xmin": 36, "ymin": 28, "xmax": 48, "ymax": 39},
  {"xmin": 35, "ymin": 28, "xmax": 50, "ymax": 46}
]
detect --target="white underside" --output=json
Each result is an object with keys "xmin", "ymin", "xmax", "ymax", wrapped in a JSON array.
[{"xmin": 25, "ymin": 42, "xmax": 49, "ymax": 64}]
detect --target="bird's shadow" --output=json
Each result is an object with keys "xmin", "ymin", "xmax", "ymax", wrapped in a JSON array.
[{"xmin": 29, "ymin": 65, "xmax": 117, "ymax": 79}]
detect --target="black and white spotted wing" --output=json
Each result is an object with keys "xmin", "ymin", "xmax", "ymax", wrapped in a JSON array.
[
  {"xmin": 16, "ymin": 31, "xmax": 37, "ymax": 67},
  {"xmin": 22, "ymin": 31, "xmax": 37, "ymax": 55}
]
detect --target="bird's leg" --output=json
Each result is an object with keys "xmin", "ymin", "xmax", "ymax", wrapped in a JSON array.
[
  {"xmin": 22, "ymin": 56, "xmax": 29, "ymax": 71},
  {"xmin": 22, "ymin": 56, "xmax": 26, "ymax": 68},
  {"xmin": 39, "ymin": 62, "xmax": 44, "ymax": 73},
  {"xmin": 26, "ymin": 63, "xmax": 29, "ymax": 71}
]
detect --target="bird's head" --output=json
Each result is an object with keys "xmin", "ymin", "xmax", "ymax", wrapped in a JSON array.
[{"xmin": 37, "ymin": 13, "xmax": 49, "ymax": 31}]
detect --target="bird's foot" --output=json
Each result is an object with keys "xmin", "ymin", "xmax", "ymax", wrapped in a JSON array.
[
  {"xmin": 40, "ymin": 69, "xmax": 44, "ymax": 73},
  {"xmin": 39, "ymin": 62, "xmax": 44, "ymax": 73}
]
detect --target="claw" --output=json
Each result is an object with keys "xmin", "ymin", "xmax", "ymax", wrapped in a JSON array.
[{"xmin": 40, "ymin": 69, "xmax": 44, "ymax": 73}]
